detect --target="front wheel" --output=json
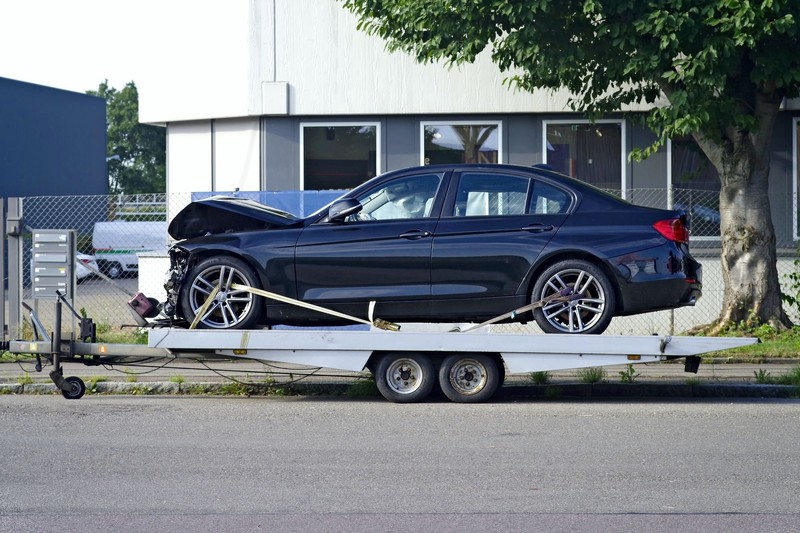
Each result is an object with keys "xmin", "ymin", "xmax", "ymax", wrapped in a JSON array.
[
  {"xmin": 374, "ymin": 353, "xmax": 436, "ymax": 403},
  {"xmin": 532, "ymin": 259, "xmax": 615, "ymax": 335},
  {"xmin": 180, "ymin": 255, "xmax": 263, "ymax": 329}
]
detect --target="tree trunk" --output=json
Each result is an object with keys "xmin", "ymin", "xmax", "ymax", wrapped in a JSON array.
[{"xmin": 713, "ymin": 132, "xmax": 792, "ymax": 332}]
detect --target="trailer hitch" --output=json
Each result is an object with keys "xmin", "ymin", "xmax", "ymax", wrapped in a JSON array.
[{"xmin": 19, "ymin": 292, "xmax": 91, "ymax": 398}]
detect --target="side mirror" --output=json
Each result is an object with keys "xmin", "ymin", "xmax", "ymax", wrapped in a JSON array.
[{"xmin": 326, "ymin": 198, "xmax": 362, "ymax": 221}]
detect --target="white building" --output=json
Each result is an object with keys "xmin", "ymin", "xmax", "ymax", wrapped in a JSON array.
[{"xmin": 139, "ymin": 0, "xmax": 798, "ymax": 244}]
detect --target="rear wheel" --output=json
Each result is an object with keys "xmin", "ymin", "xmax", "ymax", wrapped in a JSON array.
[
  {"xmin": 438, "ymin": 354, "xmax": 501, "ymax": 403},
  {"xmin": 180, "ymin": 255, "xmax": 263, "ymax": 329},
  {"xmin": 532, "ymin": 259, "xmax": 615, "ymax": 335},
  {"xmin": 374, "ymin": 353, "xmax": 436, "ymax": 403}
]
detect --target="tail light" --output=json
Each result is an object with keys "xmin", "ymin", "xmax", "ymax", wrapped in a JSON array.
[{"xmin": 653, "ymin": 218, "xmax": 689, "ymax": 244}]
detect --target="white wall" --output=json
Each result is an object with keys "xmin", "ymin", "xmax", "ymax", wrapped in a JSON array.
[
  {"xmin": 138, "ymin": 0, "xmax": 262, "ymax": 123},
  {"xmin": 140, "ymin": 0, "xmax": 625, "ymax": 123},
  {"xmin": 166, "ymin": 121, "xmax": 213, "ymax": 194},
  {"xmin": 166, "ymin": 121, "xmax": 212, "ymax": 222},
  {"xmin": 212, "ymin": 117, "xmax": 261, "ymax": 191},
  {"xmin": 274, "ymin": 1, "xmax": 574, "ymax": 115},
  {"xmin": 164, "ymin": 118, "xmax": 261, "ymax": 215}
]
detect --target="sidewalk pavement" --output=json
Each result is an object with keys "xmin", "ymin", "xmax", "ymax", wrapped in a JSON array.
[{"xmin": 1, "ymin": 358, "xmax": 798, "ymax": 399}]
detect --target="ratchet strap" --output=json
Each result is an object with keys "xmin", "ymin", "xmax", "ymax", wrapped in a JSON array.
[
  {"xmin": 230, "ymin": 283, "xmax": 400, "ymax": 331},
  {"xmin": 456, "ymin": 286, "xmax": 582, "ymax": 333},
  {"xmin": 188, "ymin": 285, "xmax": 220, "ymax": 330},
  {"xmin": 190, "ymin": 282, "xmax": 575, "ymax": 334}
]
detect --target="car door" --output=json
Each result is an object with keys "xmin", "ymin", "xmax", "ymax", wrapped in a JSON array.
[
  {"xmin": 431, "ymin": 169, "xmax": 572, "ymax": 306},
  {"xmin": 294, "ymin": 171, "xmax": 446, "ymax": 310}
]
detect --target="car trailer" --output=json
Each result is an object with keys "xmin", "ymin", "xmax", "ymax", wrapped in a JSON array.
[{"xmin": 2, "ymin": 291, "xmax": 758, "ymax": 403}]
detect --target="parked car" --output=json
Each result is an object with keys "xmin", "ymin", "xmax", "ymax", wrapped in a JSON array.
[
  {"xmin": 163, "ymin": 164, "xmax": 702, "ymax": 334},
  {"xmin": 75, "ymin": 252, "xmax": 100, "ymax": 283}
]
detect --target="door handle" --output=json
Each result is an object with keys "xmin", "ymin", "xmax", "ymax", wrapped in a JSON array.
[
  {"xmin": 522, "ymin": 224, "xmax": 554, "ymax": 233},
  {"xmin": 399, "ymin": 230, "xmax": 432, "ymax": 240}
]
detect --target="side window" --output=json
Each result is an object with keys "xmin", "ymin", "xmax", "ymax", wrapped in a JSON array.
[
  {"xmin": 454, "ymin": 173, "xmax": 530, "ymax": 217},
  {"xmin": 530, "ymin": 181, "xmax": 571, "ymax": 214},
  {"xmin": 348, "ymin": 173, "xmax": 443, "ymax": 222}
]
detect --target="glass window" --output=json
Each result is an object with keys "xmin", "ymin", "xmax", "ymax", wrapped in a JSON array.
[
  {"xmin": 302, "ymin": 124, "xmax": 378, "ymax": 190},
  {"xmin": 454, "ymin": 173, "xmax": 529, "ymax": 217},
  {"xmin": 670, "ymin": 136, "xmax": 720, "ymax": 238},
  {"xmin": 545, "ymin": 122, "xmax": 622, "ymax": 190},
  {"xmin": 422, "ymin": 123, "xmax": 500, "ymax": 165},
  {"xmin": 349, "ymin": 173, "xmax": 443, "ymax": 221},
  {"xmin": 530, "ymin": 181, "xmax": 571, "ymax": 215}
]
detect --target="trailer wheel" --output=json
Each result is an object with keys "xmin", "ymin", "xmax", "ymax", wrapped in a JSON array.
[
  {"xmin": 375, "ymin": 353, "xmax": 435, "ymax": 403},
  {"xmin": 438, "ymin": 354, "xmax": 500, "ymax": 403},
  {"xmin": 181, "ymin": 255, "xmax": 263, "ymax": 329},
  {"xmin": 61, "ymin": 376, "xmax": 86, "ymax": 400}
]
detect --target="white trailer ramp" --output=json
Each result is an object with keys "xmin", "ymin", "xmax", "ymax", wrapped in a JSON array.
[
  {"xmin": 4, "ymin": 320, "xmax": 756, "ymax": 403},
  {"xmin": 146, "ymin": 328, "xmax": 757, "ymax": 402}
]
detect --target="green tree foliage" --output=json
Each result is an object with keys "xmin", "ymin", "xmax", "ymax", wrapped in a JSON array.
[
  {"xmin": 87, "ymin": 81, "xmax": 166, "ymax": 194},
  {"xmin": 343, "ymin": 0, "xmax": 800, "ymax": 331}
]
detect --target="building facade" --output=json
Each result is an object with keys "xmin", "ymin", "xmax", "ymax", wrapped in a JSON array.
[{"xmin": 138, "ymin": 0, "xmax": 799, "ymax": 244}]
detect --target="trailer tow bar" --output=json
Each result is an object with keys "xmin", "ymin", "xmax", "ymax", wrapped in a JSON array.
[{"xmin": 28, "ymin": 291, "xmax": 96, "ymax": 399}]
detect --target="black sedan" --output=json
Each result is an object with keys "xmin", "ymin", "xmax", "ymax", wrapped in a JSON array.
[{"xmin": 163, "ymin": 164, "xmax": 701, "ymax": 334}]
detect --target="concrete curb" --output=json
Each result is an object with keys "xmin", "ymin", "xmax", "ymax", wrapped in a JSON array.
[{"xmin": 2, "ymin": 380, "xmax": 797, "ymax": 399}]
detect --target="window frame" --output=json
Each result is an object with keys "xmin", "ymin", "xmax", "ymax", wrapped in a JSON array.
[
  {"xmin": 299, "ymin": 121, "xmax": 381, "ymax": 191},
  {"xmin": 666, "ymin": 137, "xmax": 721, "ymax": 242},
  {"xmin": 794, "ymin": 117, "xmax": 800, "ymax": 241},
  {"xmin": 420, "ymin": 120, "xmax": 503, "ymax": 166},
  {"xmin": 348, "ymin": 172, "xmax": 445, "ymax": 222},
  {"xmin": 447, "ymin": 170, "xmax": 574, "ymax": 218},
  {"xmin": 542, "ymin": 119, "xmax": 627, "ymax": 197}
]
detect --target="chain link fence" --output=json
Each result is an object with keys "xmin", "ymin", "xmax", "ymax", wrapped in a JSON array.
[
  {"xmin": 11, "ymin": 188, "xmax": 800, "ymax": 337},
  {"xmin": 18, "ymin": 193, "xmax": 171, "ymax": 334}
]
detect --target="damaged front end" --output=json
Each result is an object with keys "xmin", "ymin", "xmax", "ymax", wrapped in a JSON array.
[
  {"xmin": 163, "ymin": 196, "xmax": 303, "ymax": 321},
  {"xmin": 163, "ymin": 246, "xmax": 191, "ymax": 319}
]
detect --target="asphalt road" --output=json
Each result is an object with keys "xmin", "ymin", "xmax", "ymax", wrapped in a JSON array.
[{"xmin": 1, "ymin": 396, "xmax": 798, "ymax": 532}]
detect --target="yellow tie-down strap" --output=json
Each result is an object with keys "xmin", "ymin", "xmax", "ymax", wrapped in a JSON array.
[{"xmin": 225, "ymin": 283, "xmax": 401, "ymax": 331}]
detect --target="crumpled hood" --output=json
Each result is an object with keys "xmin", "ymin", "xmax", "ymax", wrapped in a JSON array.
[{"xmin": 169, "ymin": 196, "xmax": 300, "ymax": 240}]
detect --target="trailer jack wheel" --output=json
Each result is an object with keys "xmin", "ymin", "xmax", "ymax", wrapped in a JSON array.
[
  {"xmin": 50, "ymin": 370, "xmax": 86, "ymax": 400},
  {"xmin": 439, "ymin": 354, "xmax": 500, "ymax": 403},
  {"xmin": 375, "ymin": 353, "xmax": 435, "ymax": 403},
  {"xmin": 61, "ymin": 377, "xmax": 86, "ymax": 400}
]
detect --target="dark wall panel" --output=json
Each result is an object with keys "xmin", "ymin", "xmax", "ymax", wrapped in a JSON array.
[{"xmin": 0, "ymin": 77, "xmax": 107, "ymax": 198}]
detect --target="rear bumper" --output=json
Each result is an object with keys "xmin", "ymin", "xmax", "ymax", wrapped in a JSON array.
[{"xmin": 610, "ymin": 244, "xmax": 702, "ymax": 315}]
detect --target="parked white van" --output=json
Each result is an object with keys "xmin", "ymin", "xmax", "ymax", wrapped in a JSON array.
[{"xmin": 92, "ymin": 220, "xmax": 168, "ymax": 278}]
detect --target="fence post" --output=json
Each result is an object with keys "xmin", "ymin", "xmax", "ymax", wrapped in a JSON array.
[{"xmin": 6, "ymin": 198, "xmax": 22, "ymax": 338}]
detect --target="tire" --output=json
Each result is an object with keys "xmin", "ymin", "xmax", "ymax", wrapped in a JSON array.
[
  {"xmin": 104, "ymin": 262, "xmax": 123, "ymax": 279},
  {"xmin": 532, "ymin": 259, "xmax": 615, "ymax": 335},
  {"xmin": 180, "ymin": 255, "xmax": 263, "ymax": 329},
  {"xmin": 438, "ymin": 354, "xmax": 501, "ymax": 403},
  {"xmin": 374, "ymin": 353, "xmax": 436, "ymax": 403},
  {"xmin": 61, "ymin": 376, "xmax": 86, "ymax": 400}
]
